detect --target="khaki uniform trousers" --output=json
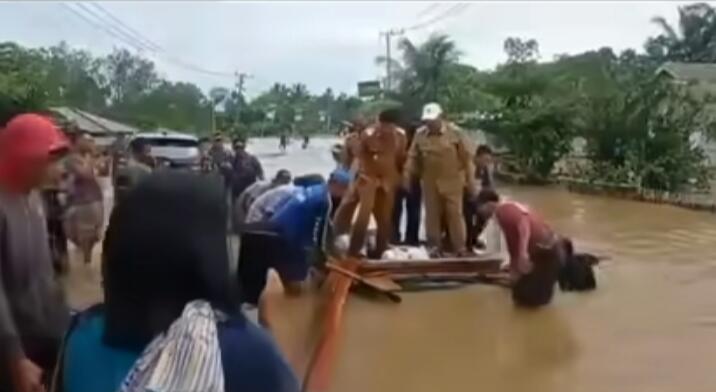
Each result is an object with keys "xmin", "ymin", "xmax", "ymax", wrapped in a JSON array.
[
  {"xmin": 333, "ymin": 176, "xmax": 395, "ymax": 257},
  {"xmin": 423, "ymin": 181, "xmax": 466, "ymax": 254}
]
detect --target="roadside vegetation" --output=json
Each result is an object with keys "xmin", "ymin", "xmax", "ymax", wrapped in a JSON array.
[{"xmin": 2, "ymin": 2, "xmax": 716, "ymax": 192}]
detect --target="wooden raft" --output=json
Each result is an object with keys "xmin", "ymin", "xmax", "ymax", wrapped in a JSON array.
[{"xmin": 302, "ymin": 254, "xmax": 503, "ymax": 392}]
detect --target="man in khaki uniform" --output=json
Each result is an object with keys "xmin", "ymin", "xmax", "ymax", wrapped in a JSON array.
[
  {"xmin": 341, "ymin": 116, "xmax": 367, "ymax": 172},
  {"xmin": 404, "ymin": 103, "xmax": 477, "ymax": 257},
  {"xmin": 333, "ymin": 109, "xmax": 406, "ymax": 257},
  {"xmin": 332, "ymin": 116, "xmax": 367, "ymax": 242}
]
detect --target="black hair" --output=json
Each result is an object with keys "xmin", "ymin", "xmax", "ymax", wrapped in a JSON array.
[
  {"xmin": 293, "ymin": 173, "xmax": 325, "ymax": 187},
  {"xmin": 557, "ymin": 238, "xmax": 598, "ymax": 292},
  {"xmin": 378, "ymin": 108, "xmax": 402, "ymax": 125},
  {"xmin": 129, "ymin": 138, "xmax": 149, "ymax": 155},
  {"xmin": 476, "ymin": 188, "xmax": 500, "ymax": 205},
  {"xmin": 102, "ymin": 172, "xmax": 239, "ymax": 348},
  {"xmin": 476, "ymin": 144, "xmax": 493, "ymax": 156},
  {"xmin": 274, "ymin": 169, "xmax": 292, "ymax": 180}
]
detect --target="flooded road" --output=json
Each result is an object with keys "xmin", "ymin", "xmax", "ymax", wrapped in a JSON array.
[{"xmin": 67, "ymin": 137, "xmax": 716, "ymax": 392}]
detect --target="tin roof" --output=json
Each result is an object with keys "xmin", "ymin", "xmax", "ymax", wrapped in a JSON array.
[
  {"xmin": 50, "ymin": 107, "xmax": 138, "ymax": 135},
  {"xmin": 656, "ymin": 62, "xmax": 716, "ymax": 83}
]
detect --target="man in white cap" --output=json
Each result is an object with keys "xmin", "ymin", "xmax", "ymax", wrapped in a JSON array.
[{"xmin": 403, "ymin": 103, "xmax": 476, "ymax": 257}]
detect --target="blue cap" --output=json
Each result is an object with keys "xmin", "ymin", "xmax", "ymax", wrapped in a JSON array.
[{"xmin": 329, "ymin": 168, "xmax": 352, "ymax": 185}]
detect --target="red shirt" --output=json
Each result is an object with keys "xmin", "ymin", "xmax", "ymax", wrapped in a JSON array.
[{"xmin": 495, "ymin": 202, "xmax": 553, "ymax": 265}]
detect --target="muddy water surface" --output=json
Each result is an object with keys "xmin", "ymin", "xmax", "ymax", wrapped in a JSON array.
[{"xmin": 67, "ymin": 137, "xmax": 716, "ymax": 392}]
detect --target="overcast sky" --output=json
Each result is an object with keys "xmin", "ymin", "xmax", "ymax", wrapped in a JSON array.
[{"xmin": 0, "ymin": 1, "xmax": 705, "ymax": 96}]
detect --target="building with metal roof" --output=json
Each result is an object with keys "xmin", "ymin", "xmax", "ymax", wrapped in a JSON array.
[{"xmin": 49, "ymin": 106, "xmax": 139, "ymax": 147}]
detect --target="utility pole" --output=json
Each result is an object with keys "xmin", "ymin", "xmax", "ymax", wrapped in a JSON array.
[
  {"xmin": 380, "ymin": 28, "xmax": 404, "ymax": 94},
  {"xmin": 234, "ymin": 71, "xmax": 252, "ymax": 125}
]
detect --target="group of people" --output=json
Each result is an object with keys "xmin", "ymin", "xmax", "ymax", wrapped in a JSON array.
[
  {"xmin": 0, "ymin": 113, "xmax": 301, "ymax": 392},
  {"xmin": 276, "ymin": 134, "xmax": 310, "ymax": 152},
  {"xmin": 331, "ymin": 102, "xmax": 594, "ymax": 307},
  {"xmin": 0, "ymin": 107, "xmax": 596, "ymax": 392},
  {"xmin": 332, "ymin": 103, "xmax": 496, "ymax": 259},
  {"xmin": 40, "ymin": 128, "xmax": 109, "ymax": 272}
]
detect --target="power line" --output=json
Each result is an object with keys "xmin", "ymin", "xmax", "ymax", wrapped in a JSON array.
[
  {"xmin": 405, "ymin": 3, "xmax": 470, "ymax": 31},
  {"xmin": 416, "ymin": 3, "xmax": 441, "ymax": 18},
  {"xmin": 60, "ymin": 2, "xmax": 236, "ymax": 79},
  {"xmin": 74, "ymin": 2, "xmax": 155, "ymax": 52},
  {"xmin": 87, "ymin": 2, "xmax": 162, "ymax": 52},
  {"xmin": 81, "ymin": 3, "xmax": 235, "ymax": 77},
  {"xmin": 59, "ymin": 3, "xmax": 145, "ymax": 52}
]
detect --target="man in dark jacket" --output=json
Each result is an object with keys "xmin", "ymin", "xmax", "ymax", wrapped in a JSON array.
[
  {"xmin": 464, "ymin": 144, "xmax": 495, "ymax": 250},
  {"xmin": 230, "ymin": 137, "xmax": 264, "ymax": 201},
  {"xmin": 0, "ymin": 114, "xmax": 71, "ymax": 392},
  {"xmin": 392, "ymin": 121, "xmax": 422, "ymax": 245},
  {"xmin": 113, "ymin": 137, "xmax": 153, "ymax": 206}
]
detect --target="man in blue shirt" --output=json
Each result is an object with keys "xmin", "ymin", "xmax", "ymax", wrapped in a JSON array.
[{"xmin": 237, "ymin": 169, "xmax": 351, "ymax": 305}]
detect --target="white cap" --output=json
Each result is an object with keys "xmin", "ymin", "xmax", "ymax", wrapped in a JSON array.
[{"xmin": 421, "ymin": 102, "xmax": 443, "ymax": 121}]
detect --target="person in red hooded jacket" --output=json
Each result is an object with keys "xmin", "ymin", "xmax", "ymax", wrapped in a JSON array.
[{"xmin": 0, "ymin": 114, "xmax": 71, "ymax": 392}]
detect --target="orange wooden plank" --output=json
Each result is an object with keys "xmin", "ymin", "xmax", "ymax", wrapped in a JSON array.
[{"xmin": 303, "ymin": 258, "xmax": 359, "ymax": 392}]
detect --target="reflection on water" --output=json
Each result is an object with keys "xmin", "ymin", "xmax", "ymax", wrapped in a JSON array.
[{"xmin": 69, "ymin": 137, "xmax": 716, "ymax": 391}]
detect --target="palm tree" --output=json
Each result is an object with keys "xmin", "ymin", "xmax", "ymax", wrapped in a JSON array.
[
  {"xmin": 647, "ymin": 2, "xmax": 716, "ymax": 63},
  {"xmin": 375, "ymin": 34, "xmax": 461, "ymax": 104},
  {"xmin": 289, "ymin": 83, "xmax": 309, "ymax": 102}
]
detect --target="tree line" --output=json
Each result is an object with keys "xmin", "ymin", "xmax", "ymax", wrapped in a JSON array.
[
  {"xmin": 381, "ymin": 2, "xmax": 716, "ymax": 192},
  {"xmin": 2, "ymin": 2, "xmax": 716, "ymax": 192},
  {"xmin": 0, "ymin": 41, "xmax": 363, "ymax": 137}
]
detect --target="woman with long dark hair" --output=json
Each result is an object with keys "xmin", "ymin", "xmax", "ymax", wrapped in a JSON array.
[{"xmin": 58, "ymin": 172, "xmax": 299, "ymax": 392}]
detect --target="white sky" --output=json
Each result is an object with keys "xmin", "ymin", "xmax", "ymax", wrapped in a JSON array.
[{"xmin": 0, "ymin": 1, "xmax": 706, "ymax": 96}]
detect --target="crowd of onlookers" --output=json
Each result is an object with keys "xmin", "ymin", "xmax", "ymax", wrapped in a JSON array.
[
  {"xmin": 0, "ymin": 108, "xmax": 597, "ymax": 392},
  {"xmin": 0, "ymin": 114, "xmax": 303, "ymax": 392}
]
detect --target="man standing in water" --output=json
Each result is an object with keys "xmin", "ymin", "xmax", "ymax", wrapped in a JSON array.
[
  {"xmin": 404, "ymin": 103, "xmax": 476, "ymax": 257},
  {"xmin": 0, "ymin": 114, "xmax": 71, "ymax": 392},
  {"xmin": 464, "ymin": 144, "xmax": 495, "ymax": 250},
  {"xmin": 476, "ymin": 189, "xmax": 567, "ymax": 307},
  {"xmin": 333, "ymin": 109, "xmax": 406, "ymax": 257}
]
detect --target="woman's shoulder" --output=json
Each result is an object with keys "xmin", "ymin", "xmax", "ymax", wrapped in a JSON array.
[
  {"xmin": 62, "ymin": 306, "xmax": 141, "ymax": 392},
  {"xmin": 218, "ymin": 316, "xmax": 300, "ymax": 392}
]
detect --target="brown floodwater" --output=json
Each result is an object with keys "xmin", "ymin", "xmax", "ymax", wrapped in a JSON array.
[
  {"xmin": 65, "ymin": 138, "xmax": 716, "ymax": 392},
  {"xmin": 265, "ymin": 184, "xmax": 716, "ymax": 392}
]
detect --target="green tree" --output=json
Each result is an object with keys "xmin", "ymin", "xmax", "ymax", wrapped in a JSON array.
[
  {"xmin": 132, "ymin": 81, "xmax": 209, "ymax": 132},
  {"xmin": 102, "ymin": 48, "xmax": 159, "ymax": 107},
  {"xmin": 0, "ymin": 42, "xmax": 47, "ymax": 123},
  {"xmin": 41, "ymin": 42, "xmax": 107, "ymax": 112},
  {"xmin": 377, "ymin": 34, "xmax": 462, "ymax": 117},
  {"xmin": 580, "ymin": 70, "xmax": 715, "ymax": 191},
  {"xmin": 646, "ymin": 2, "xmax": 716, "ymax": 63},
  {"xmin": 503, "ymin": 37, "xmax": 540, "ymax": 64},
  {"xmin": 480, "ymin": 38, "xmax": 578, "ymax": 180}
]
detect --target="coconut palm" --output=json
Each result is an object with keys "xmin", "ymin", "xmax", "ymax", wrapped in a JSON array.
[
  {"xmin": 376, "ymin": 34, "xmax": 461, "ymax": 101},
  {"xmin": 647, "ymin": 2, "xmax": 716, "ymax": 63}
]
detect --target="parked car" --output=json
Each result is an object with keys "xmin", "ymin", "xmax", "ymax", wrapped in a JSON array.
[{"xmin": 130, "ymin": 131, "xmax": 201, "ymax": 170}]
